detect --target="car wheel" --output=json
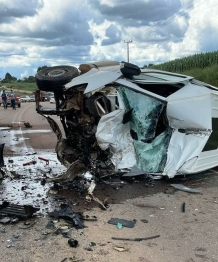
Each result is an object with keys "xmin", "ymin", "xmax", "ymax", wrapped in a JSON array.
[{"xmin": 35, "ymin": 65, "xmax": 79, "ymax": 91}]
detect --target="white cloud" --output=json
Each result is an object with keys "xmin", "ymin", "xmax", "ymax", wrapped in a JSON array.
[{"xmin": 0, "ymin": 0, "xmax": 218, "ymax": 78}]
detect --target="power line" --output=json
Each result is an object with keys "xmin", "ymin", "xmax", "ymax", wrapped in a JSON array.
[{"xmin": 128, "ymin": 0, "xmax": 208, "ymax": 41}]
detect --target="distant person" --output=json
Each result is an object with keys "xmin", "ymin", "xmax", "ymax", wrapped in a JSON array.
[
  {"xmin": 1, "ymin": 90, "xmax": 7, "ymax": 109},
  {"xmin": 10, "ymin": 90, "xmax": 16, "ymax": 110}
]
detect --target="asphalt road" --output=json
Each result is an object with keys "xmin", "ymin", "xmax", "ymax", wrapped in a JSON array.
[
  {"xmin": 0, "ymin": 101, "xmax": 58, "ymax": 155},
  {"xmin": 1, "ymin": 101, "xmax": 218, "ymax": 262}
]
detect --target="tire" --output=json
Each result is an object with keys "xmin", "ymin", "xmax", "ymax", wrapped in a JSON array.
[{"xmin": 35, "ymin": 66, "xmax": 79, "ymax": 91}]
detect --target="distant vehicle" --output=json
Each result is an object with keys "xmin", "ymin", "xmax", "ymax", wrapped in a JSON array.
[
  {"xmin": 32, "ymin": 91, "xmax": 46, "ymax": 101},
  {"xmin": 29, "ymin": 95, "xmax": 35, "ymax": 102},
  {"xmin": 0, "ymin": 90, "xmax": 21, "ymax": 108},
  {"xmin": 50, "ymin": 97, "xmax": 55, "ymax": 103},
  {"xmin": 20, "ymin": 95, "xmax": 32, "ymax": 102},
  {"xmin": 45, "ymin": 92, "xmax": 54, "ymax": 101},
  {"xmin": 35, "ymin": 61, "xmax": 218, "ymax": 180}
]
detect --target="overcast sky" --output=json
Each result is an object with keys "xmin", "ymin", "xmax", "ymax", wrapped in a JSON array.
[{"xmin": 0, "ymin": 0, "xmax": 218, "ymax": 79}]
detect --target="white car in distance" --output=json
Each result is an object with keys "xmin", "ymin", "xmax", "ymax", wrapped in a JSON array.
[
  {"xmin": 50, "ymin": 97, "xmax": 55, "ymax": 103},
  {"xmin": 20, "ymin": 95, "xmax": 32, "ymax": 102}
]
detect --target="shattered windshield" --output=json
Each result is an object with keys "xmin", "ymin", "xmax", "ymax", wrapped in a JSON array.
[{"xmin": 118, "ymin": 86, "xmax": 172, "ymax": 173}]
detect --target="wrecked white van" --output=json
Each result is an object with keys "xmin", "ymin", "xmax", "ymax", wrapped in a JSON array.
[{"xmin": 35, "ymin": 61, "xmax": 218, "ymax": 179}]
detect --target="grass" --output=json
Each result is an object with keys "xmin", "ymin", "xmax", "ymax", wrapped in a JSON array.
[
  {"xmin": 181, "ymin": 64, "xmax": 218, "ymax": 87},
  {"xmin": 1, "ymin": 82, "xmax": 37, "ymax": 95}
]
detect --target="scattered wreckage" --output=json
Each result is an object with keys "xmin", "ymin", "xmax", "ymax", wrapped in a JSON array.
[{"xmin": 35, "ymin": 61, "xmax": 218, "ymax": 180}]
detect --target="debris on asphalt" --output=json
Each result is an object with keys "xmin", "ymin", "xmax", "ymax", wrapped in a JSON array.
[
  {"xmin": 84, "ymin": 247, "xmax": 93, "ymax": 251},
  {"xmin": 89, "ymin": 242, "xmax": 96, "ymax": 247},
  {"xmin": 0, "ymin": 217, "xmax": 11, "ymax": 224},
  {"xmin": 23, "ymin": 160, "xmax": 37, "ymax": 166},
  {"xmin": 111, "ymin": 234, "xmax": 160, "ymax": 241},
  {"xmin": 117, "ymin": 222, "xmax": 123, "ymax": 229},
  {"xmin": 86, "ymin": 180, "xmax": 107, "ymax": 210},
  {"xmin": 24, "ymin": 122, "xmax": 32, "ymax": 128},
  {"xmin": 164, "ymin": 187, "xmax": 176, "ymax": 194},
  {"xmin": 170, "ymin": 184, "xmax": 202, "ymax": 193},
  {"xmin": 19, "ymin": 220, "xmax": 37, "ymax": 229},
  {"xmin": 114, "ymin": 246, "xmax": 129, "ymax": 252},
  {"xmin": 108, "ymin": 218, "xmax": 136, "ymax": 228},
  {"xmin": 48, "ymin": 205, "xmax": 84, "ymax": 229},
  {"xmin": 181, "ymin": 202, "xmax": 186, "ymax": 213},
  {"xmin": 0, "ymin": 201, "xmax": 40, "ymax": 219},
  {"xmin": 38, "ymin": 156, "xmax": 50, "ymax": 165},
  {"xmin": 0, "ymin": 143, "xmax": 4, "ymax": 167},
  {"xmin": 68, "ymin": 238, "xmax": 79, "ymax": 248},
  {"xmin": 6, "ymin": 244, "xmax": 15, "ymax": 248},
  {"xmin": 0, "ymin": 167, "xmax": 15, "ymax": 179},
  {"xmin": 141, "ymin": 219, "xmax": 149, "ymax": 223},
  {"xmin": 81, "ymin": 215, "xmax": 98, "ymax": 221}
]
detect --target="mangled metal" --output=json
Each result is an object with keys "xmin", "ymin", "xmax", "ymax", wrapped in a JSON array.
[{"xmin": 35, "ymin": 61, "xmax": 218, "ymax": 179}]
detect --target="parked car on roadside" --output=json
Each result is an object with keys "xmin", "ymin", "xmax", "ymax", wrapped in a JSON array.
[
  {"xmin": 45, "ymin": 92, "xmax": 54, "ymax": 101},
  {"xmin": 35, "ymin": 61, "xmax": 218, "ymax": 180},
  {"xmin": 29, "ymin": 95, "xmax": 35, "ymax": 102},
  {"xmin": 49, "ymin": 97, "xmax": 55, "ymax": 103},
  {"xmin": 20, "ymin": 95, "xmax": 32, "ymax": 102}
]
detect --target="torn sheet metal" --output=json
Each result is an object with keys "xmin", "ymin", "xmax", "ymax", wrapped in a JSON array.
[
  {"xmin": 170, "ymin": 184, "xmax": 201, "ymax": 193},
  {"xmin": 167, "ymin": 84, "xmax": 212, "ymax": 129},
  {"xmin": 96, "ymin": 92, "xmax": 136, "ymax": 169},
  {"xmin": 164, "ymin": 84, "xmax": 215, "ymax": 177},
  {"xmin": 164, "ymin": 129, "xmax": 210, "ymax": 177}
]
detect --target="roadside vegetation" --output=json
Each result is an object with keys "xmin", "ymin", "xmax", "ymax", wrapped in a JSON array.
[
  {"xmin": 0, "ymin": 66, "xmax": 48, "ymax": 95},
  {"xmin": 145, "ymin": 50, "xmax": 218, "ymax": 87}
]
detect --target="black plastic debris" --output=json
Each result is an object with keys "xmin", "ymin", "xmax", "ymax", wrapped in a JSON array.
[
  {"xmin": 84, "ymin": 247, "xmax": 93, "ymax": 251},
  {"xmin": 141, "ymin": 219, "xmax": 149, "ymax": 223},
  {"xmin": 0, "ymin": 143, "xmax": 5, "ymax": 167},
  {"xmin": 0, "ymin": 201, "xmax": 40, "ymax": 219},
  {"xmin": 48, "ymin": 206, "xmax": 84, "ymax": 229},
  {"xmin": 122, "ymin": 108, "xmax": 133, "ymax": 124},
  {"xmin": 182, "ymin": 202, "xmax": 186, "ymax": 213},
  {"xmin": 144, "ymin": 175, "xmax": 154, "ymax": 187},
  {"xmin": 68, "ymin": 238, "xmax": 79, "ymax": 248},
  {"xmin": 112, "ymin": 234, "xmax": 160, "ymax": 242},
  {"xmin": 24, "ymin": 122, "xmax": 32, "ymax": 128},
  {"xmin": 108, "ymin": 218, "xmax": 136, "ymax": 228}
]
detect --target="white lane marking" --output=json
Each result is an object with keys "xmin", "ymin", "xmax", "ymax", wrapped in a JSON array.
[{"xmin": 9, "ymin": 103, "xmax": 36, "ymax": 153}]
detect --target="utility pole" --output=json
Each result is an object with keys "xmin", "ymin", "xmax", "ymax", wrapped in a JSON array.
[{"xmin": 124, "ymin": 40, "xmax": 132, "ymax": 62}]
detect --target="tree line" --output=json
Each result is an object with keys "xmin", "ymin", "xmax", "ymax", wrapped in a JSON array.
[{"xmin": 1, "ymin": 66, "xmax": 49, "ymax": 83}]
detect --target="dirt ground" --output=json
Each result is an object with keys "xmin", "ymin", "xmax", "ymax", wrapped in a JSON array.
[
  {"xmin": 1, "ymin": 156, "xmax": 218, "ymax": 262},
  {"xmin": 0, "ymin": 104, "xmax": 218, "ymax": 262}
]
